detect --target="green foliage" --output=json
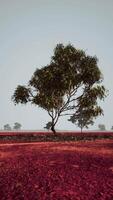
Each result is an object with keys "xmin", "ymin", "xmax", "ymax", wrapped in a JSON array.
[
  {"xmin": 12, "ymin": 43, "xmax": 107, "ymax": 133},
  {"xmin": 12, "ymin": 85, "xmax": 31, "ymax": 104},
  {"xmin": 13, "ymin": 122, "xmax": 22, "ymax": 130},
  {"xmin": 68, "ymin": 106, "xmax": 102, "ymax": 132},
  {"xmin": 44, "ymin": 122, "xmax": 52, "ymax": 130},
  {"xmin": 4, "ymin": 124, "xmax": 11, "ymax": 131},
  {"xmin": 98, "ymin": 124, "xmax": 106, "ymax": 131}
]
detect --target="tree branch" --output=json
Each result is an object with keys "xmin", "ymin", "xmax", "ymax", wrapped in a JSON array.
[
  {"xmin": 48, "ymin": 111, "xmax": 53, "ymax": 118},
  {"xmin": 59, "ymin": 85, "xmax": 80, "ymax": 113},
  {"xmin": 60, "ymin": 113, "xmax": 74, "ymax": 116}
]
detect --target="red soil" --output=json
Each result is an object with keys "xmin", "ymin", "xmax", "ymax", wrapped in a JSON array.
[
  {"xmin": 0, "ymin": 131, "xmax": 113, "ymax": 137},
  {"xmin": 0, "ymin": 140, "xmax": 113, "ymax": 200}
]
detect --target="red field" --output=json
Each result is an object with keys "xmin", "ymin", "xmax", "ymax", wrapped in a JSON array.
[
  {"xmin": 0, "ymin": 131, "xmax": 113, "ymax": 136},
  {"xmin": 0, "ymin": 140, "xmax": 113, "ymax": 200}
]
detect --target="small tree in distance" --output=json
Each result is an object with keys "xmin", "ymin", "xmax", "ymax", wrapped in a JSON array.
[
  {"xmin": 13, "ymin": 122, "xmax": 22, "ymax": 130},
  {"xmin": 4, "ymin": 124, "xmax": 11, "ymax": 131},
  {"xmin": 98, "ymin": 124, "xmax": 106, "ymax": 131},
  {"xmin": 12, "ymin": 44, "xmax": 107, "ymax": 134}
]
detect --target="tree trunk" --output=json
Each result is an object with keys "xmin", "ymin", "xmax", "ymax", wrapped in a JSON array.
[{"xmin": 51, "ymin": 125, "xmax": 56, "ymax": 134}]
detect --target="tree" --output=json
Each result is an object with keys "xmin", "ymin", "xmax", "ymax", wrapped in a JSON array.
[
  {"xmin": 13, "ymin": 122, "xmax": 22, "ymax": 130},
  {"xmin": 12, "ymin": 44, "xmax": 107, "ymax": 134},
  {"xmin": 44, "ymin": 122, "xmax": 52, "ymax": 131},
  {"xmin": 111, "ymin": 126, "xmax": 113, "ymax": 130},
  {"xmin": 98, "ymin": 124, "xmax": 106, "ymax": 131},
  {"xmin": 4, "ymin": 124, "xmax": 11, "ymax": 131},
  {"xmin": 68, "ymin": 108, "xmax": 94, "ymax": 133},
  {"xmin": 68, "ymin": 88, "xmax": 104, "ymax": 132}
]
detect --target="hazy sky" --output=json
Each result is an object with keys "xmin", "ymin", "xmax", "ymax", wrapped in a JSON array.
[{"xmin": 0, "ymin": 0, "xmax": 113, "ymax": 130}]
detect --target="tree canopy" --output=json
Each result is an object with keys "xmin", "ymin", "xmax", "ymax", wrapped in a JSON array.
[
  {"xmin": 98, "ymin": 124, "xmax": 106, "ymax": 131},
  {"xmin": 4, "ymin": 124, "xmax": 11, "ymax": 131},
  {"xmin": 13, "ymin": 122, "xmax": 22, "ymax": 130},
  {"xmin": 12, "ymin": 44, "xmax": 107, "ymax": 133}
]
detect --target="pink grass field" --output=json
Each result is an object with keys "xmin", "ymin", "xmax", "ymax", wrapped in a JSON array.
[{"xmin": 0, "ymin": 136, "xmax": 113, "ymax": 199}]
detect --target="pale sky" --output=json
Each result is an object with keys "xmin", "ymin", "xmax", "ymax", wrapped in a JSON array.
[{"xmin": 0, "ymin": 0, "xmax": 113, "ymax": 130}]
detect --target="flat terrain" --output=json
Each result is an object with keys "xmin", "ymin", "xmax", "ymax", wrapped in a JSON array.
[
  {"xmin": 0, "ymin": 131, "xmax": 113, "ymax": 143},
  {"xmin": 0, "ymin": 140, "xmax": 113, "ymax": 199}
]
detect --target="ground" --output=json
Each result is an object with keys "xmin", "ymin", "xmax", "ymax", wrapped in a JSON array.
[{"xmin": 0, "ymin": 139, "xmax": 113, "ymax": 200}]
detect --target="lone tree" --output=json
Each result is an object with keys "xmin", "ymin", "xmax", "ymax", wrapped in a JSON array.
[
  {"xmin": 13, "ymin": 122, "xmax": 22, "ymax": 130},
  {"xmin": 12, "ymin": 44, "xmax": 107, "ymax": 134},
  {"xmin": 98, "ymin": 124, "xmax": 106, "ymax": 131},
  {"xmin": 4, "ymin": 124, "xmax": 11, "ymax": 131}
]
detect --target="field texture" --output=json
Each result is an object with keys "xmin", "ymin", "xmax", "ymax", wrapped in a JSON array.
[
  {"xmin": 0, "ymin": 131, "xmax": 113, "ymax": 136},
  {"xmin": 0, "ymin": 140, "xmax": 113, "ymax": 199},
  {"xmin": 0, "ymin": 131, "xmax": 113, "ymax": 143}
]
